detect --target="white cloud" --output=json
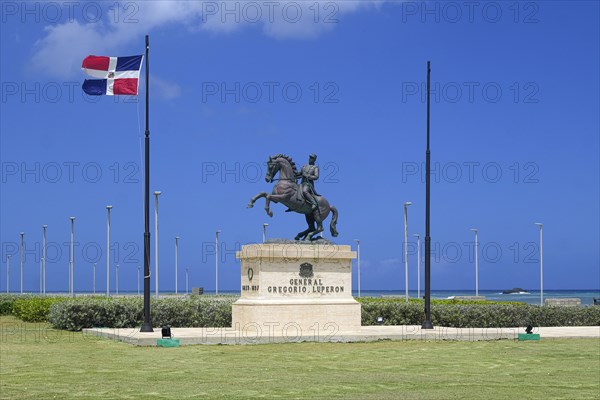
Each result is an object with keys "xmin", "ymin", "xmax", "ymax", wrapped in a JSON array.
[
  {"xmin": 270, "ymin": 1, "xmax": 385, "ymax": 39},
  {"xmin": 202, "ymin": 1, "xmax": 386, "ymax": 39},
  {"xmin": 30, "ymin": 1, "xmax": 390, "ymax": 78},
  {"xmin": 30, "ymin": 2, "xmax": 201, "ymax": 79},
  {"xmin": 31, "ymin": 21, "xmax": 110, "ymax": 79}
]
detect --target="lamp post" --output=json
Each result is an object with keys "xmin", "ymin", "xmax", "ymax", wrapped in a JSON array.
[
  {"xmin": 137, "ymin": 266, "xmax": 141, "ymax": 296},
  {"xmin": 215, "ymin": 230, "xmax": 221, "ymax": 295},
  {"xmin": 535, "ymin": 222, "xmax": 543, "ymax": 306},
  {"xmin": 41, "ymin": 257, "xmax": 45, "ymax": 296},
  {"xmin": 140, "ymin": 35, "xmax": 153, "ymax": 333},
  {"xmin": 353, "ymin": 239, "xmax": 361, "ymax": 297},
  {"xmin": 116, "ymin": 263, "xmax": 119, "ymax": 295},
  {"xmin": 403, "ymin": 202, "xmax": 412, "ymax": 302},
  {"xmin": 154, "ymin": 191, "xmax": 161, "ymax": 299},
  {"xmin": 263, "ymin": 223, "xmax": 268, "ymax": 243},
  {"xmin": 470, "ymin": 228, "xmax": 479, "ymax": 296},
  {"xmin": 422, "ymin": 61, "xmax": 433, "ymax": 329},
  {"xmin": 39, "ymin": 258, "xmax": 42, "ymax": 294},
  {"xmin": 106, "ymin": 205, "xmax": 112, "ymax": 297},
  {"xmin": 93, "ymin": 263, "xmax": 96, "ymax": 294},
  {"xmin": 70, "ymin": 217, "xmax": 75, "ymax": 297},
  {"xmin": 20, "ymin": 232, "xmax": 24, "ymax": 294},
  {"xmin": 6, "ymin": 255, "xmax": 10, "ymax": 293},
  {"xmin": 185, "ymin": 267, "xmax": 189, "ymax": 295},
  {"xmin": 413, "ymin": 234, "xmax": 421, "ymax": 299},
  {"xmin": 42, "ymin": 225, "xmax": 47, "ymax": 296},
  {"xmin": 175, "ymin": 236, "xmax": 180, "ymax": 295}
]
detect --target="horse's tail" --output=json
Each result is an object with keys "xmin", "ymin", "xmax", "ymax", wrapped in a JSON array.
[{"xmin": 330, "ymin": 206, "xmax": 339, "ymax": 237}]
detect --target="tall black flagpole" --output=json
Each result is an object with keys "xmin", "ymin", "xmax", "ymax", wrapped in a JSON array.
[
  {"xmin": 141, "ymin": 34, "xmax": 153, "ymax": 332},
  {"xmin": 422, "ymin": 61, "xmax": 433, "ymax": 329}
]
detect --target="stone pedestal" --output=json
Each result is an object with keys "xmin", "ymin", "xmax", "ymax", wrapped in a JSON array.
[{"xmin": 232, "ymin": 243, "xmax": 360, "ymax": 336}]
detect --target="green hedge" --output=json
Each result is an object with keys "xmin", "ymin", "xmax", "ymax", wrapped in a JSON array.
[
  {"xmin": 12, "ymin": 297, "xmax": 69, "ymax": 322},
  {"xmin": 360, "ymin": 301, "xmax": 600, "ymax": 328},
  {"xmin": 48, "ymin": 297, "xmax": 235, "ymax": 331},
  {"xmin": 0, "ymin": 294, "xmax": 29, "ymax": 315},
  {"xmin": 3, "ymin": 295, "xmax": 598, "ymax": 330}
]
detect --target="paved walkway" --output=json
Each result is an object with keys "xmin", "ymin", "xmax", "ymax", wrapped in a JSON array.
[{"xmin": 83, "ymin": 325, "xmax": 600, "ymax": 346}]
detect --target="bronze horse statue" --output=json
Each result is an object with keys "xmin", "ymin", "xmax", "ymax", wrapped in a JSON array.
[{"xmin": 247, "ymin": 154, "xmax": 339, "ymax": 241}]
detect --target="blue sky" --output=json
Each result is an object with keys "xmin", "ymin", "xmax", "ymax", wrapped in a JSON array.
[{"xmin": 1, "ymin": 1, "xmax": 598, "ymax": 293}]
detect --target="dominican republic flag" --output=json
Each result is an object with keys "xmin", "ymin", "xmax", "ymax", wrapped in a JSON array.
[{"xmin": 82, "ymin": 55, "xmax": 143, "ymax": 95}]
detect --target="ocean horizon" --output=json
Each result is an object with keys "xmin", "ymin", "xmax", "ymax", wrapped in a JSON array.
[{"xmin": 18, "ymin": 289, "xmax": 600, "ymax": 305}]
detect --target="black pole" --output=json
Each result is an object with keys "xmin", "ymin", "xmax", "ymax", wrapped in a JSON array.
[
  {"xmin": 140, "ymin": 34, "xmax": 153, "ymax": 332},
  {"xmin": 422, "ymin": 61, "xmax": 433, "ymax": 329}
]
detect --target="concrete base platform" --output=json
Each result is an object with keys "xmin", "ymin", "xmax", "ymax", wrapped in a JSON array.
[
  {"xmin": 82, "ymin": 325, "xmax": 600, "ymax": 346},
  {"xmin": 232, "ymin": 299, "xmax": 361, "ymax": 334}
]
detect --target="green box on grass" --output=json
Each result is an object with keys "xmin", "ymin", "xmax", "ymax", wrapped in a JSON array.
[
  {"xmin": 518, "ymin": 333, "xmax": 540, "ymax": 341},
  {"xmin": 157, "ymin": 338, "xmax": 180, "ymax": 347}
]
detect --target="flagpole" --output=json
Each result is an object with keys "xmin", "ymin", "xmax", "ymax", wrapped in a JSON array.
[
  {"xmin": 141, "ymin": 34, "xmax": 153, "ymax": 332},
  {"xmin": 422, "ymin": 61, "xmax": 433, "ymax": 329}
]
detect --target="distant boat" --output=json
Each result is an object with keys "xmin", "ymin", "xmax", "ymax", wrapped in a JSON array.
[{"xmin": 502, "ymin": 288, "xmax": 530, "ymax": 294}]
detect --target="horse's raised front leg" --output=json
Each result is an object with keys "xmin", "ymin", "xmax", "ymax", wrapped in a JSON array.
[
  {"xmin": 247, "ymin": 192, "xmax": 274, "ymax": 217},
  {"xmin": 264, "ymin": 193, "xmax": 292, "ymax": 218},
  {"xmin": 247, "ymin": 192, "xmax": 268, "ymax": 208}
]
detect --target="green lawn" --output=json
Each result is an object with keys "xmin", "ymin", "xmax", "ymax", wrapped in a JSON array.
[{"xmin": 1, "ymin": 316, "xmax": 598, "ymax": 399}]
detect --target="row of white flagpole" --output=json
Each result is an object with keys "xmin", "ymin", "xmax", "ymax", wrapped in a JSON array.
[
  {"xmin": 5, "ymin": 201, "xmax": 198, "ymax": 296},
  {"xmin": 5, "ymin": 208, "xmax": 544, "ymax": 304}
]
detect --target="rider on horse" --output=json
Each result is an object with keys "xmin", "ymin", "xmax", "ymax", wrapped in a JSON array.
[
  {"xmin": 248, "ymin": 153, "xmax": 339, "ymax": 240},
  {"xmin": 298, "ymin": 153, "xmax": 319, "ymax": 211}
]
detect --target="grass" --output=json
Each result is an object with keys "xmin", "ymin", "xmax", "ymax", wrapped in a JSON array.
[{"xmin": 1, "ymin": 316, "xmax": 598, "ymax": 399}]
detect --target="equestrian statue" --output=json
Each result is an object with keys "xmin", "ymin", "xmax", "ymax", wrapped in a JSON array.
[{"xmin": 247, "ymin": 154, "xmax": 339, "ymax": 241}]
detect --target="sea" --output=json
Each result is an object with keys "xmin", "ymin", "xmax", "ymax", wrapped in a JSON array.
[
  {"xmin": 356, "ymin": 289, "xmax": 600, "ymax": 305},
  {"xmin": 35, "ymin": 289, "xmax": 600, "ymax": 305},
  {"xmin": 216, "ymin": 289, "xmax": 600, "ymax": 305}
]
